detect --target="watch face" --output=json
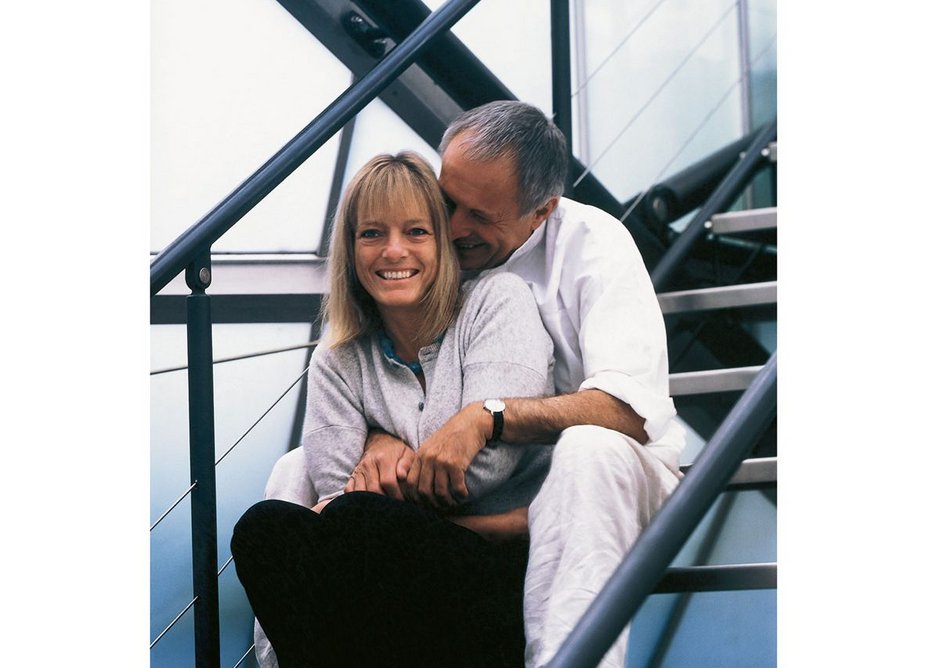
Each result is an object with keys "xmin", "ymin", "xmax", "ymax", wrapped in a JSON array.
[{"xmin": 484, "ymin": 399, "xmax": 506, "ymax": 413}]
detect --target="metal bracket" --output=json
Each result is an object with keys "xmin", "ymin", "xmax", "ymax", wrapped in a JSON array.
[
  {"xmin": 185, "ymin": 251, "xmax": 212, "ymax": 294},
  {"xmin": 343, "ymin": 11, "xmax": 388, "ymax": 59}
]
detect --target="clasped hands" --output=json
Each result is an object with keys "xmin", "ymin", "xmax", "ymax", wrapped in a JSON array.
[{"xmin": 345, "ymin": 401, "xmax": 490, "ymax": 508}]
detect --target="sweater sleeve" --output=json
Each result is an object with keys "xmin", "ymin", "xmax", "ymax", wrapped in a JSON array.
[
  {"xmin": 302, "ymin": 343, "xmax": 369, "ymax": 504},
  {"xmin": 456, "ymin": 272, "xmax": 555, "ymax": 503}
]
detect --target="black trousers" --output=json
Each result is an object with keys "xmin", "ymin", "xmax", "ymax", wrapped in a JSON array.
[{"xmin": 231, "ymin": 492, "xmax": 529, "ymax": 668}]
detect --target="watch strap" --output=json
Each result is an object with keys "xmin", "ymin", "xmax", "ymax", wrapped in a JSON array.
[
  {"xmin": 489, "ymin": 409, "xmax": 504, "ymax": 442},
  {"xmin": 483, "ymin": 399, "xmax": 505, "ymax": 442}
]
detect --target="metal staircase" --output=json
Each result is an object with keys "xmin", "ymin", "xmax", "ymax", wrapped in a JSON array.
[
  {"xmin": 149, "ymin": 1, "xmax": 777, "ymax": 665},
  {"xmin": 660, "ymin": 166, "xmax": 778, "ymax": 598},
  {"xmin": 548, "ymin": 135, "xmax": 778, "ymax": 666}
]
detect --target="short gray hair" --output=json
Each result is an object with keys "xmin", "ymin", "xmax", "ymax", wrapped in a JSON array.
[{"xmin": 440, "ymin": 100, "xmax": 567, "ymax": 216}]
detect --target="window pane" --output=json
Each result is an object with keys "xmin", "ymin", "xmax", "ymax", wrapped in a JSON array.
[{"xmin": 151, "ymin": 0, "xmax": 351, "ymax": 253}]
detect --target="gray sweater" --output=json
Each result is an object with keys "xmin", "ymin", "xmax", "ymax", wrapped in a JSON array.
[{"xmin": 303, "ymin": 271, "xmax": 555, "ymax": 515}]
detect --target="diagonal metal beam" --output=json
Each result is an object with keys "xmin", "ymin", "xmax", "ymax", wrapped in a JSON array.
[{"xmin": 150, "ymin": 0, "xmax": 483, "ymax": 295}]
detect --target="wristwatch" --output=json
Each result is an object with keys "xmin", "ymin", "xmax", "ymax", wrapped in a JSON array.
[{"xmin": 483, "ymin": 399, "xmax": 506, "ymax": 442}]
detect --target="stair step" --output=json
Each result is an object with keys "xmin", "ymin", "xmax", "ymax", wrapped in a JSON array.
[
  {"xmin": 670, "ymin": 366, "xmax": 762, "ymax": 395},
  {"xmin": 680, "ymin": 457, "xmax": 777, "ymax": 490},
  {"xmin": 655, "ymin": 562, "xmax": 776, "ymax": 593},
  {"xmin": 708, "ymin": 207, "xmax": 777, "ymax": 234},
  {"xmin": 658, "ymin": 281, "xmax": 777, "ymax": 314}
]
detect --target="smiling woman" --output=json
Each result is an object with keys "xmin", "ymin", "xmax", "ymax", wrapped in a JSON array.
[
  {"xmin": 230, "ymin": 151, "xmax": 556, "ymax": 667},
  {"xmin": 325, "ymin": 152, "xmax": 461, "ymax": 356}
]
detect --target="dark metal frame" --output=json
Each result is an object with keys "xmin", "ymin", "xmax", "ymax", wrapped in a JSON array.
[
  {"xmin": 150, "ymin": 0, "xmax": 484, "ymax": 298},
  {"xmin": 551, "ymin": 0, "xmax": 575, "ymax": 194},
  {"xmin": 277, "ymin": 0, "xmax": 668, "ymax": 267}
]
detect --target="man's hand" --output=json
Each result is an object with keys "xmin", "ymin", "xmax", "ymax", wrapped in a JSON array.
[
  {"xmin": 311, "ymin": 499, "xmax": 332, "ymax": 514},
  {"xmin": 448, "ymin": 506, "xmax": 529, "ymax": 542},
  {"xmin": 404, "ymin": 402, "xmax": 490, "ymax": 508},
  {"xmin": 345, "ymin": 430, "xmax": 415, "ymax": 500}
]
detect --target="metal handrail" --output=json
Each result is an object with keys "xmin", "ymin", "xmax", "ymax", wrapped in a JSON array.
[
  {"xmin": 546, "ymin": 352, "xmax": 777, "ymax": 668},
  {"xmin": 149, "ymin": 0, "xmax": 483, "ymax": 297},
  {"xmin": 642, "ymin": 126, "xmax": 767, "ymax": 231},
  {"xmin": 650, "ymin": 118, "xmax": 777, "ymax": 291}
]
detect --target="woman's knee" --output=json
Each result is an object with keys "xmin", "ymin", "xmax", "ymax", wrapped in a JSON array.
[{"xmin": 231, "ymin": 499, "xmax": 313, "ymax": 560}]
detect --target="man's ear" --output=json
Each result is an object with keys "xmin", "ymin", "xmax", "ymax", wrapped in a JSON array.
[{"xmin": 532, "ymin": 197, "xmax": 560, "ymax": 229}]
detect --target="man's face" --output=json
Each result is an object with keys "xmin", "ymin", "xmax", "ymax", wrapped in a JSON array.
[{"xmin": 438, "ymin": 137, "xmax": 547, "ymax": 271}]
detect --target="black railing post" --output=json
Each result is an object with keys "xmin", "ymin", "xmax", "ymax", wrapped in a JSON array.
[
  {"xmin": 551, "ymin": 0, "xmax": 574, "ymax": 195},
  {"xmin": 185, "ymin": 251, "xmax": 220, "ymax": 668}
]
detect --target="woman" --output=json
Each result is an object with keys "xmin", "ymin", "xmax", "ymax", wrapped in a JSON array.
[{"xmin": 231, "ymin": 152, "xmax": 554, "ymax": 668}]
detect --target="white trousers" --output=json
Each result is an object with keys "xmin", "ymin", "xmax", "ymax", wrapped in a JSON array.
[{"xmin": 524, "ymin": 426, "xmax": 680, "ymax": 668}]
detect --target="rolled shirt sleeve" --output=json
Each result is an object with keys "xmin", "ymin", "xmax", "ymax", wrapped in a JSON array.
[{"xmin": 570, "ymin": 232, "xmax": 676, "ymax": 443}]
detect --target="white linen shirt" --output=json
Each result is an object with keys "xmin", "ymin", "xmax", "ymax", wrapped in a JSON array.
[{"xmin": 479, "ymin": 197, "xmax": 685, "ymax": 473}]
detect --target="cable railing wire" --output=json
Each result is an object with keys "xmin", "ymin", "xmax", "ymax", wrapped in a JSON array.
[
  {"xmin": 218, "ymin": 555, "xmax": 235, "ymax": 577},
  {"xmin": 215, "ymin": 365, "xmax": 310, "ymax": 467},
  {"xmin": 573, "ymin": 0, "xmax": 737, "ymax": 188},
  {"xmin": 571, "ymin": 0, "xmax": 669, "ymax": 97},
  {"xmin": 617, "ymin": 33, "xmax": 778, "ymax": 227},
  {"xmin": 150, "ymin": 365, "xmax": 308, "ymax": 533},
  {"xmin": 151, "ymin": 365, "xmax": 310, "ymax": 657},
  {"xmin": 151, "ymin": 596, "xmax": 198, "ymax": 649},
  {"xmin": 233, "ymin": 645, "xmax": 256, "ymax": 668},
  {"xmin": 150, "ymin": 482, "xmax": 198, "ymax": 532},
  {"xmin": 151, "ymin": 364, "xmax": 309, "ymax": 538},
  {"xmin": 151, "ymin": 340, "xmax": 321, "ymax": 376}
]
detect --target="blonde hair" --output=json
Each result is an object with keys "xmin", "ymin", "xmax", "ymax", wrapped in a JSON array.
[{"xmin": 323, "ymin": 151, "xmax": 461, "ymax": 349}]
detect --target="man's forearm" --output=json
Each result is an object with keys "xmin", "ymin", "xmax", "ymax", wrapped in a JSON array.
[{"xmin": 500, "ymin": 389, "xmax": 649, "ymax": 445}]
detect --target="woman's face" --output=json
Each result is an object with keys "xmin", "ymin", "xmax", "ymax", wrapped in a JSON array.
[{"xmin": 354, "ymin": 199, "xmax": 439, "ymax": 317}]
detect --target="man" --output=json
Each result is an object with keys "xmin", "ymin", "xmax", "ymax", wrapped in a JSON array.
[{"xmin": 346, "ymin": 100, "xmax": 685, "ymax": 667}]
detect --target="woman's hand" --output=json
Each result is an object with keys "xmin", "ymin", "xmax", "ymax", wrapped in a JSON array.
[
  {"xmin": 345, "ymin": 430, "xmax": 415, "ymax": 500},
  {"xmin": 404, "ymin": 402, "xmax": 489, "ymax": 508}
]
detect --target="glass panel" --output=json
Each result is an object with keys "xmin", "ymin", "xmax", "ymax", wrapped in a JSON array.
[
  {"xmin": 151, "ymin": 0, "xmax": 351, "ymax": 253},
  {"xmin": 746, "ymin": 0, "xmax": 778, "ymax": 208},
  {"xmin": 424, "ymin": 0, "xmax": 554, "ymax": 114},
  {"xmin": 573, "ymin": 0, "xmax": 746, "ymax": 201},
  {"xmin": 150, "ymin": 322, "xmax": 313, "ymax": 666},
  {"xmin": 747, "ymin": 0, "xmax": 778, "ymax": 129},
  {"xmin": 342, "ymin": 96, "xmax": 442, "ymax": 187}
]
